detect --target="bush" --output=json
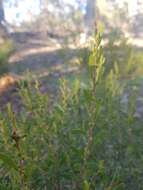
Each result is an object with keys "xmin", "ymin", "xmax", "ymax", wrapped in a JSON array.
[
  {"xmin": 104, "ymin": 33, "xmax": 143, "ymax": 80},
  {"xmin": 0, "ymin": 31, "xmax": 142, "ymax": 190},
  {"xmin": 0, "ymin": 40, "xmax": 14, "ymax": 74}
]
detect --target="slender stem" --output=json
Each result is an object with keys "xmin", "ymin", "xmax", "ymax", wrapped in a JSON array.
[{"xmin": 12, "ymin": 129, "xmax": 27, "ymax": 190}]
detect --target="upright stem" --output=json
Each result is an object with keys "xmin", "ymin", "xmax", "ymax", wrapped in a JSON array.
[
  {"xmin": 8, "ymin": 104, "xmax": 27, "ymax": 190},
  {"xmin": 12, "ymin": 129, "xmax": 27, "ymax": 190}
]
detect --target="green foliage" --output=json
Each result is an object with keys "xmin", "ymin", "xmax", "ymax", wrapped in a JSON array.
[
  {"xmin": 104, "ymin": 34, "xmax": 143, "ymax": 80},
  {"xmin": 0, "ymin": 40, "xmax": 14, "ymax": 74},
  {"xmin": 0, "ymin": 31, "xmax": 142, "ymax": 190}
]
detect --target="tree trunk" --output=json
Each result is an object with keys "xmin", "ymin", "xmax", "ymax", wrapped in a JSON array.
[
  {"xmin": 0, "ymin": 0, "xmax": 5, "ymax": 24},
  {"xmin": 0, "ymin": 0, "xmax": 8, "ymax": 42},
  {"xmin": 84, "ymin": 0, "xmax": 96, "ymax": 35}
]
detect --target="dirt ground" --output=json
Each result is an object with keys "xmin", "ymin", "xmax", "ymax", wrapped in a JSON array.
[{"xmin": 0, "ymin": 31, "xmax": 80, "ymax": 112}]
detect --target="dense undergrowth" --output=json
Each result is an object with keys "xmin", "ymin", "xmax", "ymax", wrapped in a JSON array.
[{"xmin": 0, "ymin": 32, "xmax": 143, "ymax": 190}]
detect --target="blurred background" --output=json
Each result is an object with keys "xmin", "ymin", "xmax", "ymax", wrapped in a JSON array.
[
  {"xmin": 0, "ymin": 0, "xmax": 143, "ymax": 111},
  {"xmin": 2, "ymin": 0, "xmax": 143, "ymax": 39}
]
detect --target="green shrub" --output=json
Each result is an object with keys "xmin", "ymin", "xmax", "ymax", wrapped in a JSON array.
[
  {"xmin": 0, "ymin": 40, "xmax": 14, "ymax": 74},
  {"xmin": 104, "ymin": 35, "xmax": 143, "ymax": 81},
  {"xmin": 0, "ymin": 31, "xmax": 142, "ymax": 190}
]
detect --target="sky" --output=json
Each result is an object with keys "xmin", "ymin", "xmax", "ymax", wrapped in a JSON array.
[
  {"xmin": 4, "ymin": 0, "xmax": 81, "ymax": 25},
  {"xmin": 4, "ymin": 0, "xmax": 41, "ymax": 25},
  {"xmin": 3, "ymin": 0, "xmax": 140, "ymax": 25}
]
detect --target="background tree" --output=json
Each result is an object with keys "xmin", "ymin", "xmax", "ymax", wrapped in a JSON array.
[
  {"xmin": 0, "ymin": 0, "xmax": 5, "ymax": 24},
  {"xmin": 84, "ymin": 0, "xmax": 96, "ymax": 35},
  {"xmin": 0, "ymin": 0, "xmax": 8, "ymax": 42}
]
